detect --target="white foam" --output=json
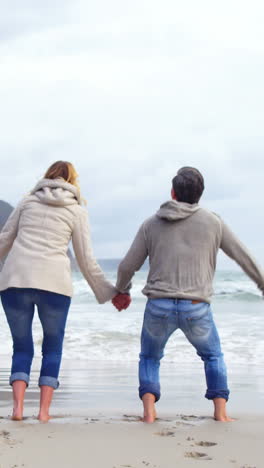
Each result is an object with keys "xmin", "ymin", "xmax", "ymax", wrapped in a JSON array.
[{"xmin": 0, "ymin": 270, "xmax": 262, "ymax": 366}]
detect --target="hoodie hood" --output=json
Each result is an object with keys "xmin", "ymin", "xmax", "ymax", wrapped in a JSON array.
[
  {"xmin": 156, "ymin": 200, "xmax": 200, "ymax": 221},
  {"xmin": 31, "ymin": 178, "xmax": 81, "ymax": 206}
]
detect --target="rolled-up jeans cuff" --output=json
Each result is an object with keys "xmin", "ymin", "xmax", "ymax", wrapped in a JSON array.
[
  {"xmin": 39, "ymin": 376, "xmax": 59, "ymax": 390},
  {"xmin": 139, "ymin": 384, "xmax": 160, "ymax": 402},
  {"xmin": 10, "ymin": 372, "xmax": 30, "ymax": 387},
  {"xmin": 205, "ymin": 389, "xmax": 230, "ymax": 401}
]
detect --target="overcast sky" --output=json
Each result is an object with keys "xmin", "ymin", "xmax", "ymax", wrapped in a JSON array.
[{"xmin": 0, "ymin": 0, "xmax": 263, "ymax": 267}]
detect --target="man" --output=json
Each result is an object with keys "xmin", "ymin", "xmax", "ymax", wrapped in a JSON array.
[{"xmin": 112, "ymin": 167, "xmax": 264, "ymax": 423}]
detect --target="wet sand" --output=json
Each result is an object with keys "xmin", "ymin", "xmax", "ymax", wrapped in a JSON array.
[
  {"xmin": 1, "ymin": 360, "xmax": 264, "ymax": 414},
  {"xmin": 0, "ymin": 361, "xmax": 263, "ymax": 467}
]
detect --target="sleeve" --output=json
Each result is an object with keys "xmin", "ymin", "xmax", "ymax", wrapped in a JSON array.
[
  {"xmin": 220, "ymin": 219, "xmax": 264, "ymax": 295},
  {"xmin": 72, "ymin": 208, "xmax": 117, "ymax": 304},
  {"xmin": 0, "ymin": 201, "xmax": 24, "ymax": 260},
  {"xmin": 115, "ymin": 223, "xmax": 148, "ymax": 294}
]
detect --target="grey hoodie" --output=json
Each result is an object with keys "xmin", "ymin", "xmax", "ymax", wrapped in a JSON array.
[{"xmin": 116, "ymin": 200, "xmax": 264, "ymax": 302}]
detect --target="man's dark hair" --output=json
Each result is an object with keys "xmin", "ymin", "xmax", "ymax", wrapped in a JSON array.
[{"xmin": 172, "ymin": 167, "xmax": 204, "ymax": 204}]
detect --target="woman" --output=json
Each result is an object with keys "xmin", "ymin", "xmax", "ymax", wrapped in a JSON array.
[{"xmin": 0, "ymin": 161, "xmax": 118, "ymax": 422}]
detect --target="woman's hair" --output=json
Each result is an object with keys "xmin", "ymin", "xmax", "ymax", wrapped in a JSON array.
[
  {"xmin": 45, "ymin": 161, "xmax": 79, "ymax": 187},
  {"xmin": 44, "ymin": 161, "xmax": 86, "ymax": 204}
]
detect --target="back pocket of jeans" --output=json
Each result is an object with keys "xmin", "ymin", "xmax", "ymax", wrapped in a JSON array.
[
  {"xmin": 147, "ymin": 303, "xmax": 171, "ymax": 319},
  {"xmin": 144, "ymin": 303, "xmax": 170, "ymax": 337},
  {"xmin": 187, "ymin": 308, "xmax": 209, "ymax": 322},
  {"xmin": 186, "ymin": 305, "xmax": 211, "ymax": 337}
]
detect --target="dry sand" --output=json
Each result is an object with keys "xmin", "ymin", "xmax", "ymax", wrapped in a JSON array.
[{"xmin": 0, "ymin": 412, "xmax": 262, "ymax": 468}]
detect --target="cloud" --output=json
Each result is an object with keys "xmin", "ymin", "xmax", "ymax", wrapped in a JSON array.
[
  {"xmin": 0, "ymin": 1, "xmax": 263, "ymax": 264},
  {"xmin": 0, "ymin": 0, "xmax": 73, "ymax": 42}
]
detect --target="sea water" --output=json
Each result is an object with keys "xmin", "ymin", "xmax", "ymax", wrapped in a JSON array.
[
  {"xmin": 0, "ymin": 263, "xmax": 263, "ymax": 366},
  {"xmin": 0, "ymin": 263, "xmax": 263, "ymax": 414}
]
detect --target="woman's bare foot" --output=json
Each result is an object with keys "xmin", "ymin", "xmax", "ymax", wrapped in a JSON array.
[
  {"xmin": 37, "ymin": 411, "xmax": 50, "ymax": 423},
  {"xmin": 214, "ymin": 414, "xmax": 235, "ymax": 422},
  {"xmin": 12, "ymin": 404, "xmax": 23, "ymax": 421},
  {"xmin": 142, "ymin": 393, "xmax": 157, "ymax": 423},
  {"xmin": 11, "ymin": 380, "xmax": 27, "ymax": 421},
  {"xmin": 213, "ymin": 397, "xmax": 235, "ymax": 422},
  {"xmin": 38, "ymin": 385, "xmax": 54, "ymax": 423}
]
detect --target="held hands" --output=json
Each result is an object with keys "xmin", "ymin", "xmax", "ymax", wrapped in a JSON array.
[{"xmin": 112, "ymin": 293, "xmax": 131, "ymax": 311}]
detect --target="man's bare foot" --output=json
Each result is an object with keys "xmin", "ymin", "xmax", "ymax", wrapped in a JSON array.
[
  {"xmin": 214, "ymin": 414, "xmax": 235, "ymax": 422},
  {"xmin": 37, "ymin": 412, "xmax": 50, "ymax": 423},
  {"xmin": 213, "ymin": 397, "xmax": 235, "ymax": 422},
  {"xmin": 12, "ymin": 404, "xmax": 23, "ymax": 421},
  {"xmin": 142, "ymin": 393, "xmax": 157, "ymax": 423},
  {"xmin": 143, "ymin": 406, "xmax": 157, "ymax": 423}
]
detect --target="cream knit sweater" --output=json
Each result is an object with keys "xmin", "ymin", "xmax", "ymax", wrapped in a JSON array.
[{"xmin": 0, "ymin": 179, "xmax": 116, "ymax": 302}]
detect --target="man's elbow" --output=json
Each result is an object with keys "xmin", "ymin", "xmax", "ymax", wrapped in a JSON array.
[{"xmin": 117, "ymin": 260, "xmax": 132, "ymax": 277}]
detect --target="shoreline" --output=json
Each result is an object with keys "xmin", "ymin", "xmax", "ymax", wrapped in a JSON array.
[{"xmin": 1, "ymin": 361, "xmax": 264, "ymax": 417}]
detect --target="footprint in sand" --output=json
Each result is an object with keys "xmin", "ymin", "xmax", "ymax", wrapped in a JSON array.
[
  {"xmin": 175, "ymin": 421, "xmax": 195, "ymax": 427},
  {"xmin": 0, "ymin": 430, "xmax": 19, "ymax": 448},
  {"xmin": 179, "ymin": 414, "xmax": 207, "ymax": 421},
  {"xmin": 122, "ymin": 415, "xmax": 141, "ymax": 422},
  {"xmin": 154, "ymin": 430, "xmax": 175, "ymax": 437},
  {"xmin": 113, "ymin": 465, "xmax": 131, "ymax": 468},
  {"xmin": 196, "ymin": 441, "xmax": 217, "ymax": 447},
  {"xmin": 112, "ymin": 465, "xmax": 136, "ymax": 468},
  {"xmin": 142, "ymin": 462, "xmax": 158, "ymax": 467},
  {"xmin": 185, "ymin": 451, "xmax": 212, "ymax": 461},
  {"xmin": 0, "ymin": 430, "xmax": 10, "ymax": 439},
  {"xmin": 240, "ymin": 466, "xmax": 257, "ymax": 468}
]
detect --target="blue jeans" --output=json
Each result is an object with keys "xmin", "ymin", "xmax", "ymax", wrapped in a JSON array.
[
  {"xmin": 139, "ymin": 298, "xmax": 229, "ymax": 402},
  {"xmin": 1, "ymin": 288, "xmax": 71, "ymax": 389}
]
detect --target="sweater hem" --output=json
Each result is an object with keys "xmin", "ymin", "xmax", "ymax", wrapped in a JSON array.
[
  {"xmin": 0, "ymin": 283, "xmax": 73, "ymax": 298},
  {"xmin": 143, "ymin": 291, "xmax": 212, "ymax": 304}
]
